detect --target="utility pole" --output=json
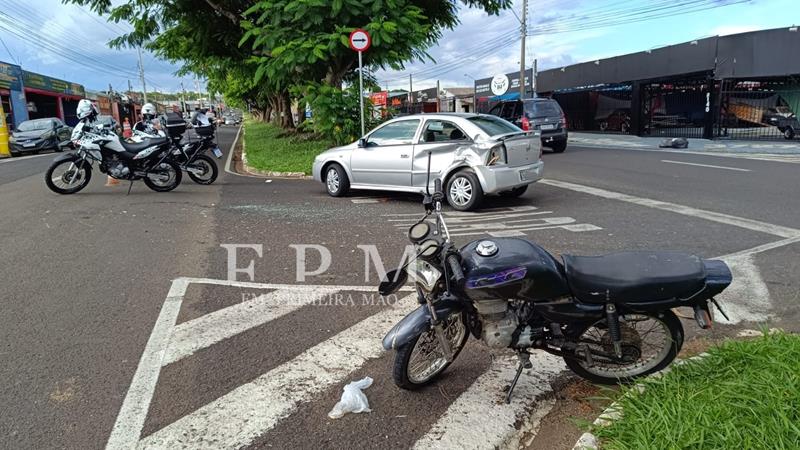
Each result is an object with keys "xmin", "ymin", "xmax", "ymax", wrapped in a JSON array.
[
  {"xmin": 519, "ymin": 0, "xmax": 528, "ymax": 98},
  {"xmin": 127, "ymin": 79, "xmax": 132, "ymax": 96},
  {"xmin": 195, "ymin": 80, "xmax": 202, "ymax": 108},
  {"xmin": 408, "ymin": 74, "xmax": 413, "ymax": 112},
  {"xmin": 436, "ymin": 79, "xmax": 441, "ymax": 112},
  {"xmin": 533, "ymin": 58, "xmax": 538, "ymax": 97},
  {"xmin": 180, "ymin": 81, "xmax": 187, "ymax": 113},
  {"xmin": 137, "ymin": 47, "xmax": 148, "ymax": 104}
]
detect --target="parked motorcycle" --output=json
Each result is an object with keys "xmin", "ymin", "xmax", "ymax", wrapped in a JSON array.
[
  {"xmin": 44, "ymin": 100, "xmax": 181, "ymax": 195},
  {"xmin": 134, "ymin": 113, "xmax": 223, "ymax": 185},
  {"xmin": 381, "ymin": 153, "xmax": 732, "ymax": 400}
]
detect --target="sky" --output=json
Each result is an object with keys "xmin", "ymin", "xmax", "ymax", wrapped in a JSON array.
[{"xmin": 0, "ymin": 0, "xmax": 796, "ymax": 94}]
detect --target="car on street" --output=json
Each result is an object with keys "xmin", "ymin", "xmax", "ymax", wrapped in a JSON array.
[
  {"xmin": 487, "ymin": 98, "xmax": 568, "ymax": 153},
  {"xmin": 312, "ymin": 113, "xmax": 543, "ymax": 211},
  {"xmin": 8, "ymin": 118, "xmax": 72, "ymax": 156}
]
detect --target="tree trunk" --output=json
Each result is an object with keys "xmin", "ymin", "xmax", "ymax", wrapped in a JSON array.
[{"xmin": 280, "ymin": 91, "xmax": 295, "ymax": 129}]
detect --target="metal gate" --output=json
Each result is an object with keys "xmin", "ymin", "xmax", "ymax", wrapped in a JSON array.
[
  {"xmin": 640, "ymin": 77, "xmax": 709, "ymax": 139},
  {"xmin": 716, "ymin": 78, "xmax": 800, "ymax": 140}
]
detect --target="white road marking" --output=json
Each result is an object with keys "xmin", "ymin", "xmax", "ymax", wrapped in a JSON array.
[
  {"xmin": 0, "ymin": 152, "xmax": 54, "ymax": 164},
  {"xmin": 718, "ymin": 235, "xmax": 800, "ymax": 259},
  {"xmin": 177, "ymin": 276, "xmax": 413, "ymax": 292},
  {"xmin": 162, "ymin": 287, "xmax": 338, "ymax": 366},
  {"xmin": 541, "ymin": 179, "xmax": 800, "ymax": 238},
  {"xmin": 716, "ymin": 255, "xmax": 772, "ymax": 324},
  {"xmin": 106, "ymin": 278, "xmax": 189, "ymax": 450},
  {"xmin": 139, "ymin": 296, "xmax": 416, "ymax": 449},
  {"xmin": 661, "ymin": 159, "xmax": 751, "ymax": 172},
  {"xmin": 413, "ymin": 353, "xmax": 565, "ymax": 450}
]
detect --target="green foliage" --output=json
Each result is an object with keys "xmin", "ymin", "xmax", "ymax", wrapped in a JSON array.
[
  {"xmin": 299, "ymin": 83, "xmax": 384, "ymax": 146},
  {"xmin": 594, "ymin": 331, "xmax": 800, "ymax": 450},
  {"xmin": 243, "ymin": 119, "xmax": 331, "ymax": 174}
]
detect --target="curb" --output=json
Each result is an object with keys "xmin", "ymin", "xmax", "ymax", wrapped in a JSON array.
[
  {"xmin": 571, "ymin": 353, "xmax": 709, "ymax": 450},
  {"xmin": 237, "ymin": 125, "xmax": 312, "ymax": 180}
]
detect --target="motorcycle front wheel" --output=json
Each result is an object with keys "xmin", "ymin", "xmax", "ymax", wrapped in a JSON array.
[
  {"xmin": 564, "ymin": 310, "xmax": 683, "ymax": 385},
  {"xmin": 392, "ymin": 313, "xmax": 468, "ymax": 390},
  {"xmin": 187, "ymin": 154, "xmax": 218, "ymax": 185},
  {"xmin": 143, "ymin": 160, "xmax": 182, "ymax": 192},
  {"xmin": 45, "ymin": 158, "xmax": 92, "ymax": 194}
]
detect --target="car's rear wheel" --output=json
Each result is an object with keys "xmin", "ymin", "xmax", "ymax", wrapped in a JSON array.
[
  {"xmin": 784, "ymin": 126, "xmax": 795, "ymax": 140},
  {"xmin": 446, "ymin": 169, "xmax": 483, "ymax": 211},
  {"xmin": 324, "ymin": 163, "xmax": 349, "ymax": 197},
  {"xmin": 499, "ymin": 185, "xmax": 528, "ymax": 198}
]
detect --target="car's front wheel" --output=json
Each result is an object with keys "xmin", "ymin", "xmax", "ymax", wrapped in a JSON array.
[
  {"xmin": 446, "ymin": 169, "xmax": 483, "ymax": 211},
  {"xmin": 324, "ymin": 163, "xmax": 350, "ymax": 197},
  {"xmin": 784, "ymin": 126, "xmax": 795, "ymax": 140}
]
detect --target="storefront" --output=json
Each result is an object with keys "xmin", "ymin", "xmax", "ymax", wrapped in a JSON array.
[
  {"xmin": 22, "ymin": 71, "xmax": 85, "ymax": 126},
  {"xmin": 474, "ymin": 69, "xmax": 533, "ymax": 113},
  {"xmin": 0, "ymin": 61, "xmax": 28, "ymax": 130},
  {"xmin": 536, "ymin": 27, "xmax": 800, "ymax": 140}
]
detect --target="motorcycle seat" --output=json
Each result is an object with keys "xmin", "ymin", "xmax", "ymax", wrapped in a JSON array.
[
  {"xmin": 562, "ymin": 251, "xmax": 706, "ymax": 304},
  {"xmin": 119, "ymin": 137, "xmax": 168, "ymax": 153}
]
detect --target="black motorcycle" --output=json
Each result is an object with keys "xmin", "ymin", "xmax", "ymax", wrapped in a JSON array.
[
  {"xmin": 381, "ymin": 154, "xmax": 732, "ymax": 400},
  {"xmin": 44, "ymin": 119, "xmax": 181, "ymax": 195}
]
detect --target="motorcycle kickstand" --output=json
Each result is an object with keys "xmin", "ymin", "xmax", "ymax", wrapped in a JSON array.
[
  {"xmin": 126, "ymin": 180, "xmax": 134, "ymax": 195},
  {"xmin": 505, "ymin": 351, "xmax": 532, "ymax": 404}
]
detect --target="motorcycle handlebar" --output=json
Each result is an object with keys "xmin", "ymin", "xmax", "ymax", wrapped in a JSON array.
[{"xmin": 446, "ymin": 254, "xmax": 464, "ymax": 284}]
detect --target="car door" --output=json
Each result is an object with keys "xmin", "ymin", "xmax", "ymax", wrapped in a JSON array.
[
  {"xmin": 350, "ymin": 119, "xmax": 421, "ymax": 187},
  {"xmin": 412, "ymin": 119, "xmax": 472, "ymax": 190}
]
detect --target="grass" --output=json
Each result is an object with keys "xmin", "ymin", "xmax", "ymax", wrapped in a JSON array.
[
  {"xmin": 594, "ymin": 331, "xmax": 800, "ymax": 450},
  {"xmin": 243, "ymin": 119, "xmax": 332, "ymax": 175}
]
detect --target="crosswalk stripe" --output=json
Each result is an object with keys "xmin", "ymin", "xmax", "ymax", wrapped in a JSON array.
[
  {"xmin": 413, "ymin": 353, "xmax": 566, "ymax": 450},
  {"xmin": 162, "ymin": 287, "xmax": 339, "ymax": 366},
  {"xmin": 139, "ymin": 297, "xmax": 417, "ymax": 449}
]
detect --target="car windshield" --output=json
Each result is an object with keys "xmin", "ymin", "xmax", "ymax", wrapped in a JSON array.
[
  {"xmin": 18, "ymin": 119, "xmax": 53, "ymax": 131},
  {"xmin": 468, "ymin": 116, "xmax": 520, "ymax": 136},
  {"xmin": 524, "ymin": 101, "xmax": 562, "ymax": 118}
]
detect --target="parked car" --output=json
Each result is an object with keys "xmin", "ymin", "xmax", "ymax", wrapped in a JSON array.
[
  {"xmin": 8, "ymin": 118, "xmax": 72, "ymax": 156},
  {"xmin": 312, "ymin": 113, "xmax": 543, "ymax": 211},
  {"xmin": 776, "ymin": 115, "xmax": 799, "ymax": 140},
  {"xmin": 598, "ymin": 108, "xmax": 631, "ymax": 133},
  {"xmin": 762, "ymin": 106, "xmax": 793, "ymax": 126},
  {"xmin": 487, "ymin": 98, "xmax": 568, "ymax": 153}
]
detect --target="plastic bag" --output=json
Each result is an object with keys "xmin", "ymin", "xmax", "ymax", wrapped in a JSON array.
[{"xmin": 327, "ymin": 377, "xmax": 373, "ymax": 419}]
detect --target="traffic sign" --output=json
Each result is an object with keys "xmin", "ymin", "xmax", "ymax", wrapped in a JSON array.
[{"xmin": 349, "ymin": 29, "xmax": 371, "ymax": 52}]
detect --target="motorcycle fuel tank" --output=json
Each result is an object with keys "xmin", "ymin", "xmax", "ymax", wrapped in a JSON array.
[{"xmin": 459, "ymin": 238, "xmax": 570, "ymax": 302}]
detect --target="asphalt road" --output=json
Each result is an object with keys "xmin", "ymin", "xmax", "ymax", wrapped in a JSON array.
[{"xmin": 1, "ymin": 136, "xmax": 797, "ymax": 449}]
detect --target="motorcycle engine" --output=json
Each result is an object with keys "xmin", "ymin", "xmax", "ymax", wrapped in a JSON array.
[
  {"xmin": 474, "ymin": 299, "xmax": 543, "ymax": 349},
  {"xmin": 106, "ymin": 156, "xmax": 130, "ymax": 178}
]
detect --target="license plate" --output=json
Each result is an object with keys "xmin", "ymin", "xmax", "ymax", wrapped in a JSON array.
[
  {"xmin": 519, "ymin": 168, "xmax": 537, "ymax": 181},
  {"xmin": 23, "ymin": 142, "xmax": 36, "ymax": 148},
  {"xmin": 212, "ymin": 147, "xmax": 223, "ymax": 158},
  {"xmin": 540, "ymin": 124, "xmax": 555, "ymax": 130}
]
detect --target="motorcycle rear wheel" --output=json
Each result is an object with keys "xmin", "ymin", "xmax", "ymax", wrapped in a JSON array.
[
  {"xmin": 564, "ymin": 310, "xmax": 683, "ymax": 385},
  {"xmin": 187, "ymin": 154, "xmax": 218, "ymax": 185},
  {"xmin": 392, "ymin": 313, "xmax": 468, "ymax": 390},
  {"xmin": 143, "ymin": 161, "xmax": 182, "ymax": 192}
]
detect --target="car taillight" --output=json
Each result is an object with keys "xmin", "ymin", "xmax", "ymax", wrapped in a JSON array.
[
  {"xmin": 560, "ymin": 113, "xmax": 567, "ymax": 129},
  {"xmin": 487, "ymin": 145, "xmax": 506, "ymax": 165},
  {"xmin": 521, "ymin": 116, "xmax": 530, "ymax": 131}
]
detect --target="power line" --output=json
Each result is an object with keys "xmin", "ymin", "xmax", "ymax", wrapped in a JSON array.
[{"xmin": 0, "ymin": 35, "xmax": 19, "ymax": 65}]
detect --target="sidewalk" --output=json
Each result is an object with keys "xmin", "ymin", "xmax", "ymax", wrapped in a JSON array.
[{"xmin": 570, "ymin": 132, "xmax": 800, "ymax": 155}]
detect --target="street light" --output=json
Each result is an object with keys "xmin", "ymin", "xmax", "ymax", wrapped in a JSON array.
[{"xmin": 464, "ymin": 74, "xmax": 476, "ymax": 113}]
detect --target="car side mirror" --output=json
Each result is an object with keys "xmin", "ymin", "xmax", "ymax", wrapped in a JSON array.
[{"xmin": 357, "ymin": 138, "xmax": 367, "ymax": 148}]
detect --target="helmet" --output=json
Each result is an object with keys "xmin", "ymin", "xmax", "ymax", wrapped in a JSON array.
[
  {"xmin": 76, "ymin": 99, "xmax": 99, "ymax": 120},
  {"xmin": 142, "ymin": 103, "xmax": 157, "ymax": 119}
]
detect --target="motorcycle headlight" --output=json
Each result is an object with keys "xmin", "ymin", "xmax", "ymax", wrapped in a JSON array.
[{"xmin": 407, "ymin": 259, "xmax": 441, "ymax": 292}]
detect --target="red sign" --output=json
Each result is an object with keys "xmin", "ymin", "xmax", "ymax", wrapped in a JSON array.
[
  {"xmin": 369, "ymin": 91, "xmax": 388, "ymax": 107},
  {"xmin": 349, "ymin": 29, "xmax": 371, "ymax": 52}
]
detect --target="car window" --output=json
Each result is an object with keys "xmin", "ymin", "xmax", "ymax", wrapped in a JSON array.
[
  {"xmin": 499, "ymin": 102, "xmax": 517, "ymax": 118},
  {"xmin": 420, "ymin": 120, "xmax": 468, "ymax": 143},
  {"xmin": 524, "ymin": 100, "xmax": 562, "ymax": 118},
  {"xmin": 487, "ymin": 104, "xmax": 501, "ymax": 116},
  {"xmin": 467, "ymin": 116, "xmax": 520, "ymax": 136},
  {"xmin": 367, "ymin": 120, "xmax": 420, "ymax": 146}
]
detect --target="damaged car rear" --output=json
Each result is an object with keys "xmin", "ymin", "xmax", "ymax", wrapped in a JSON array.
[{"xmin": 312, "ymin": 113, "xmax": 543, "ymax": 211}]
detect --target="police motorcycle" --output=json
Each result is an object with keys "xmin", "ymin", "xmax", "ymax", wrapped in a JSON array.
[
  {"xmin": 381, "ymin": 152, "xmax": 733, "ymax": 401},
  {"xmin": 132, "ymin": 104, "xmax": 222, "ymax": 185},
  {"xmin": 44, "ymin": 100, "xmax": 181, "ymax": 195}
]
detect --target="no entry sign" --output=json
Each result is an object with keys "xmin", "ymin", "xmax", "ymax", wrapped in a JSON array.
[{"xmin": 349, "ymin": 29, "xmax": 371, "ymax": 52}]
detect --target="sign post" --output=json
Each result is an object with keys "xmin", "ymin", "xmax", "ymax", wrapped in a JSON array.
[{"xmin": 349, "ymin": 29, "xmax": 371, "ymax": 137}]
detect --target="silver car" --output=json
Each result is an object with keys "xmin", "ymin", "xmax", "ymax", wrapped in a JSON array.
[{"xmin": 312, "ymin": 113, "xmax": 544, "ymax": 211}]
